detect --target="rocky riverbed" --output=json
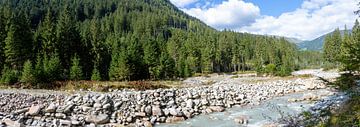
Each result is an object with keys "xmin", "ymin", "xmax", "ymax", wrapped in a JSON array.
[{"xmin": 0, "ymin": 70, "xmax": 337, "ymax": 127}]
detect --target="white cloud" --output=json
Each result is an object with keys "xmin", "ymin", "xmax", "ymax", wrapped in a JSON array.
[
  {"xmin": 182, "ymin": 0, "xmax": 261, "ymax": 29},
  {"xmin": 237, "ymin": 0, "xmax": 359, "ymax": 40},
  {"xmin": 171, "ymin": 0, "xmax": 359, "ymax": 40},
  {"xmin": 170, "ymin": 0, "xmax": 199, "ymax": 8}
]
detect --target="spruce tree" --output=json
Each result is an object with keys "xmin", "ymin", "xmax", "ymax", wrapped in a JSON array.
[
  {"xmin": 109, "ymin": 48, "xmax": 131, "ymax": 81},
  {"xmin": 4, "ymin": 12, "xmax": 33, "ymax": 70},
  {"xmin": 40, "ymin": 9, "xmax": 57, "ymax": 56},
  {"xmin": 70, "ymin": 55, "xmax": 83, "ymax": 80},
  {"xmin": 0, "ymin": 67, "xmax": 19, "ymax": 84},
  {"xmin": 91, "ymin": 66, "xmax": 101, "ymax": 81},
  {"xmin": 20, "ymin": 60, "xmax": 35, "ymax": 84},
  {"xmin": 0, "ymin": 9, "xmax": 6, "ymax": 72},
  {"xmin": 143, "ymin": 39, "xmax": 159, "ymax": 79},
  {"xmin": 43, "ymin": 54, "xmax": 61, "ymax": 82}
]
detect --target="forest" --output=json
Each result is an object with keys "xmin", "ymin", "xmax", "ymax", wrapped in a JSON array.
[{"xmin": 0, "ymin": 0, "xmax": 319, "ymax": 85}]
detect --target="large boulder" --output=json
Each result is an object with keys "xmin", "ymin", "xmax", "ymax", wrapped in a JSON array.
[
  {"xmin": 85, "ymin": 114, "xmax": 110, "ymax": 124},
  {"xmin": 209, "ymin": 106, "xmax": 225, "ymax": 112},
  {"xmin": 26, "ymin": 105, "xmax": 42, "ymax": 116}
]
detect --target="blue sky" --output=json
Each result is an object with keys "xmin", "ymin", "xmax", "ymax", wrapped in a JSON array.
[
  {"xmin": 170, "ymin": 0, "xmax": 359, "ymax": 40},
  {"xmin": 243, "ymin": 0, "xmax": 303, "ymax": 17}
]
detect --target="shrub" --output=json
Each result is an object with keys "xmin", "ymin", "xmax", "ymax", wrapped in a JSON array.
[
  {"xmin": 264, "ymin": 64, "xmax": 276, "ymax": 74},
  {"xmin": 0, "ymin": 67, "xmax": 19, "ymax": 84}
]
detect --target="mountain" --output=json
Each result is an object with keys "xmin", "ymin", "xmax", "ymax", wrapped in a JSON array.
[
  {"xmin": 285, "ymin": 37, "xmax": 304, "ymax": 44},
  {"xmin": 297, "ymin": 30, "xmax": 351, "ymax": 51},
  {"xmin": 0, "ymin": 0, "xmax": 299, "ymax": 83}
]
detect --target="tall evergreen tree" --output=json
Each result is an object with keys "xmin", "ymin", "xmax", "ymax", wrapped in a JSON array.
[
  {"xmin": 0, "ymin": 8, "xmax": 6, "ymax": 72},
  {"xmin": 20, "ymin": 60, "xmax": 35, "ymax": 84},
  {"xmin": 40, "ymin": 9, "xmax": 57, "ymax": 56},
  {"xmin": 4, "ymin": 12, "xmax": 33, "ymax": 70},
  {"xmin": 91, "ymin": 65, "xmax": 101, "ymax": 81},
  {"xmin": 70, "ymin": 55, "xmax": 83, "ymax": 80},
  {"xmin": 56, "ymin": 5, "xmax": 79, "ymax": 75}
]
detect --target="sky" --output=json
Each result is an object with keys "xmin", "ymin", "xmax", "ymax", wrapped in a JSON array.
[{"xmin": 170, "ymin": 0, "xmax": 359, "ymax": 40}]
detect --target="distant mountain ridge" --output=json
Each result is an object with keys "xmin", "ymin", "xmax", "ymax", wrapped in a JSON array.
[{"xmin": 295, "ymin": 30, "xmax": 351, "ymax": 51}]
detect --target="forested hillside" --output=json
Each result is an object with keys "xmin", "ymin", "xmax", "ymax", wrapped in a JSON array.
[
  {"xmin": 299, "ymin": 30, "xmax": 351, "ymax": 51},
  {"xmin": 0, "ymin": 0, "xmax": 299, "ymax": 85}
]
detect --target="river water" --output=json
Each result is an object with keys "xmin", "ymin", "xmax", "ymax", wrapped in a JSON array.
[{"xmin": 159, "ymin": 88, "xmax": 347, "ymax": 127}]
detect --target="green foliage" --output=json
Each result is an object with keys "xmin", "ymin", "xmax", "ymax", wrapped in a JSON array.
[
  {"xmin": 43, "ymin": 54, "xmax": 62, "ymax": 82},
  {"xmin": 20, "ymin": 60, "xmax": 36, "ymax": 84},
  {"xmin": 323, "ymin": 28, "xmax": 342, "ymax": 64},
  {"xmin": 0, "ymin": 67, "xmax": 19, "ymax": 84},
  {"xmin": 0, "ymin": 0, "xmax": 302, "ymax": 85},
  {"xmin": 91, "ymin": 66, "xmax": 101, "ymax": 81},
  {"xmin": 70, "ymin": 55, "xmax": 83, "ymax": 80},
  {"xmin": 4, "ymin": 12, "xmax": 33, "ymax": 70},
  {"xmin": 264, "ymin": 64, "xmax": 276, "ymax": 74}
]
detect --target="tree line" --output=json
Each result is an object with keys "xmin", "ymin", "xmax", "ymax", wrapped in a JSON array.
[
  {"xmin": 0, "ymin": 0, "xmax": 301, "ymax": 85},
  {"xmin": 323, "ymin": 20, "xmax": 360, "ymax": 72}
]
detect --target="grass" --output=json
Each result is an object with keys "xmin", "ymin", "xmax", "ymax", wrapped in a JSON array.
[
  {"xmin": 1, "ymin": 80, "xmax": 180, "ymax": 92},
  {"xmin": 58, "ymin": 80, "xmax": 180, "ymax": 92}
]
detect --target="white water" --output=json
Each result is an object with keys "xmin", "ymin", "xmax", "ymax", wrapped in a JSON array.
[{"xmin": 158, "ymin": 88, "xmax": 346, "ymax": 127}]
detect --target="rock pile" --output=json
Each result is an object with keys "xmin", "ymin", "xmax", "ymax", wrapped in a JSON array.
[{"xmin": 0, "ymin": 78, "xmax": 326, "ymax": 127}]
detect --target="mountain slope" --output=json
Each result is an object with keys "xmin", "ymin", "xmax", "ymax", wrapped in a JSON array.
[
  {"xmin": 0, "ymin": 0, "xmax": 299, "ymax": 83},
  {"xmin": 298, "ymin": 30, "xmax": 351, "ymax": 50}
]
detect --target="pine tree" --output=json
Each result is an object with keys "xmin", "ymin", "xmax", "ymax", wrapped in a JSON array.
[
  {"xmin": 143, "ymin": 38, "xmax": 159, "ymax": 79},
  {"xmin": 20, "ymin": 60, "xmax": 36, "ymax": 84},
  {"xmin": 70, "ymin": 55, "xmax": 83, "ymax": 80},
  {"xmin": 43, "ymin": 54, "xmax": 61, "ymax": 82},
  {"xmin": 34, "ymin": 55, "xmax": 44, "ymax": 82},
  {"xmin": 40, "ymin": 9, "xmax": 57, "ymax": 56},
  {"xmin": 4, "ymin": 12, "xmax": 33, "ymax": 70},
  {"xmin": 91, "ymin": 65, "xmax": 101, "ymax": 81},
  {"xmin": 0, "ymin": 8, "xmax": 6, "ymax": 72},
  {"xmin": 0, "ymin": 67, "xmax": 19, "ymax": 84},
  {"xmin": 109, "ymin": 47, "xmax": 131, "ymax": 81},
  {"xmin": 56, "ymin": 5, "xmax": 79, "ymax": 74},
  {"xmin": 159, "ymin": 51, "xmax": 175, "ymax": 79}
]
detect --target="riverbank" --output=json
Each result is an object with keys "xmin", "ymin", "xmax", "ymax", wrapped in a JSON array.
[{"xmin": 0, "ymin": 70, "xmax": 338, "ymax": 127}]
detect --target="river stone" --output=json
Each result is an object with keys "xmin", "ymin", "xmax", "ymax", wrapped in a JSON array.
[
  {"xmin": 135, "ymin": 112, "xmax": 146, "ymax": 117},
  {"xmin": 71, "ymin": 120, "xmax": 81, "ymax": 125},
  {"xmin": 152, "ymin": 106, "xmax": 163, "ymax": 116},
  {"xmin": 103, "ymin": 103, "xmax": 111, "ymax": 109},
  {"xmin": 27, "ymin": 105, "xmax": 42, "ymax": 116},
  {"xmin": 3, "ymin": 118, "xmax": 24, "ymax": 127},
  {"xmin": 59, "ymin": 120, "xmax": 72, "ymax": 126},
  {"xmin": 14, "ymin": 108, "xmax": 29, "ymax": 115},
  {"xmin": 126, "ymin": 117, "xmax": 133, "ymax": 122},
  {"xmin": 144, "ymin": 121, "xmax": 153, "ymax": 127},
  {"xmin": 55, "ymin": 113, "xmax": 66, "ymax": 119},
  {"xmin": 145, "ymin": 106, "xmax": 152, "ymax": 115},
  {"xmin": 45, "ymin": 103, "xmax": 57, "ymax": 113},
  {"xmin": 186, "ymin": 99, "xmax": 193, "ymax": 108},
  {"xmin": 165, "ymin": 116, "xmax": 185, "ymax": 123},
  {"xmin": 86, "ymin": 114, "xmax": 109, "ymax": 124},
  {"xmin": 234, "ymin": 115, "xmax": 249, "ymax": 124},
  {"xmin": 93, "ymin": 103, "xmax": 102, "ymax": 108},
  {"xmin": 209, "ymin": 106, "xmax": 225, "ymax": 112}
]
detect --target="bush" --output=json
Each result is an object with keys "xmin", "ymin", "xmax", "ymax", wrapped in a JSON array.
[
  {"xmin": 264, "ymin": 64, "xmax": 276, "ymax": 74},
  {"xmin": 0, "ymin": 67, "xmax": 19, "ymax": 84},
  {"xmin": 276, "ymin": 66, "xmax": 292, "ymax": 77},
  {"xmin": 332, "ymin": 73, "xmax": 357, "ymax": 90}
]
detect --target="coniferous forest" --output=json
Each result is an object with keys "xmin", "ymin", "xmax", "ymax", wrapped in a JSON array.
[{"xmin": 0, "ymin": 0, "xmax": 304, "ymax": 85}]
